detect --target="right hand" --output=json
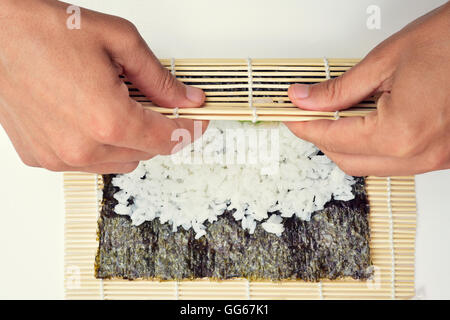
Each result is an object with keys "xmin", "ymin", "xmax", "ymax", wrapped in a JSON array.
[
  {"xmin": 285, "ymin": 3, "xmax": 450, "ymax": 176},
  {"xmin": 0, "ymin": 0, "xmax": 206, "ymax": 173}
]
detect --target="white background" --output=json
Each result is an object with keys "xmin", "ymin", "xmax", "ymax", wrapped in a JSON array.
[{"xmin": 0, "ymin": 0, "xmax": 449, "ymax": 299}]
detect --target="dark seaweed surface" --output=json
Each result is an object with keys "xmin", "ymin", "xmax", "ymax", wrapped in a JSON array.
[{"xmin": 95, "ymin": 175, "xmax": 372, "ymax": 281}]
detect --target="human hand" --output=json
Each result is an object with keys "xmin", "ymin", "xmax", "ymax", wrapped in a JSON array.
[
  {"xmin": 285, "ymin": 3, "xmax": 450, "ymax": 176},
  {"xmin": 0, "ymin": 0, "xmax": 206, "ymax": 173}
]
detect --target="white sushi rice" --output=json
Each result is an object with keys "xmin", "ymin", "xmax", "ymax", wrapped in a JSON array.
[{"xmin": 112, "ymin": 121, "xmax": 355, "ymax": 238}]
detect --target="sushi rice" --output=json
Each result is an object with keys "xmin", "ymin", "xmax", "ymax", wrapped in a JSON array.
[{"xmin": 112, "ymin": 121, "xmax": 355, "ymax": 238}]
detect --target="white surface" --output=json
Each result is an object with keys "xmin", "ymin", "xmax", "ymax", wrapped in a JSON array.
[{"xmin": 0, "ymin": 0, "xmax": 448, "ymax": 299}]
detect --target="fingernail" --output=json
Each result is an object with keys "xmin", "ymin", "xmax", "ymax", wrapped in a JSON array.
[
  {"xmin": 186, "ymin": 86, "xmax": 205, "ymax": 104},
  {"xmin": 292, "ymin": 84, "xmax": 310, "ymax": 99}
]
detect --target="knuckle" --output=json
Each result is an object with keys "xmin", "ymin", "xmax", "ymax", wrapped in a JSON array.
[
  {"xmin": 16, "ymin": 151, "xmax": 39, "ymax": 168},
  {"xmin": 427, "ymin": 146, "xmax": 449, "ymax": 171},
  {"xmin": 344, "ymin": 168, "xmax": 365, "ymax": 177},
  {"xmin": 56, "ymin": 143, "xmax": 92, "ymax": 167},
  {"xmin": 21, "ymin": 157, "xmax": 39, "ymax": 168},
  {"xmin": 119, "ymin": 162, "xmax": 139, "ymax": 174},
  {"xmin": 142, "ymin": 154, "xmax": 154, "ymax": 161},
  {"xmin": 155, "ymin": 68, "xmax": 177, "ymax": 95},
  {"xmin": 316, "ymin": 130, "xmax": 335, "ymax": 153},
  {"xmin": 89, "ymin": 115, "xmax": 124, "ymax": 144},
  {"xmin": 114, "ymin": 17, "xmax": 139, "ymax": 36},
  {"xmin": 116, "ymin": 19, "xmax": 142, "ymax": 48},
  {"xmin": 388, "ymin": 129, "xmax": 418, "ymax": 158},
  {"xmin": 105, "ymin": 16, "xmax": 143, "ymax": 54},
  {"xmin": 338, "ymin": 163, "xmax": 358, "ymax": 176},
  {"xmin": 331, "ymin": 157, "xmax": 364, "ymax": 177},
  {"xmin": 121, "ymin": 19, "xmax": 139, "ymax": 35},
  {"xmin": 36, "ymin": 152, "xmax": 65, "ymax": 172},
  {"xmin": 324, "ymin": 76, "xmax": 343, "ymax": 102},
  {"xmin": 318, "ymin": 139, "xmax": 335, "ymax": 154}
]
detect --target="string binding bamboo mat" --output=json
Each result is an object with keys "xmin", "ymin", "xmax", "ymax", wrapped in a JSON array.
[{"xmin": 64, "ymin": 59, "xmax": 416, "ymax": 299}]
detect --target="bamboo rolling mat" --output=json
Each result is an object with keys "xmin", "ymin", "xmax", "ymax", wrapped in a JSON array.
[
  {"xmin": 135, "ymin": 58, "xmax": 376, "ymax": 121},
  {"xmin": 64, "ymin": 174, "xmax": 416, "ymax": 300},
  {"xmin": 64, "ymin": 59, "xmax": 416, "ymax": 300}
]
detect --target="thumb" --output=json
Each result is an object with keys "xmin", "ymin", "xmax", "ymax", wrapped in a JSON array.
[
  {"xmin": 288, "ymin": 57, "xmax": 385, "ymax": 111},
  {"xmin": 106, "ymin": 22, "xmax": 205, "ymax": 109}
]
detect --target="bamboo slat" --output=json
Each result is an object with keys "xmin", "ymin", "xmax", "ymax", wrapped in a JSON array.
[{"xmin": 64, "ymin": 59, "xmax": 415, "ymax": 300}]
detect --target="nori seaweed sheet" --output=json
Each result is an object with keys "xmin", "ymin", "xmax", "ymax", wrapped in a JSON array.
[{"xmin": 95, "ymin": 175, "xmax": 373, "ymax": 281}]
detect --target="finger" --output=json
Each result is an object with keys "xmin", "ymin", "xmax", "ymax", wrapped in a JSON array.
[
  {"xmin": 78, "ymin": 161, "xmax": 140, "ymax": 174},
  {"xmin": 288, "ymin": 54, "xmax": 388, "ymax": 111},
  {"xmin": 56, "ymin": 162, "xmax": 139, "ymax": 174},
  {"xmin": 104, "ymin": 21, "xmax": 205, "ymax": 108},
  {"xmin": 284, "ymin": 113, "xmax": 383, "ymax": 156},
  {"xmin": 52, "ymin": 128, "xmax": 154, "ymax": 167},
  {"xmin": 320, "ymin": 149, "xmax": 436, "ymax": 177},
  {"xmin": 89, "ymin": 97, "xmax": 209, "ymax": 156},
  {"xmin": 59, "ymin": 143, "xmax": 153, "ymax": 167},
  {"xmin": 93, "ymin": 145, "xmax": 152, "ymax": 163},
  {"xmin": 32, "ymin": 138, "xmax": 141, "ymax": 174}
]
